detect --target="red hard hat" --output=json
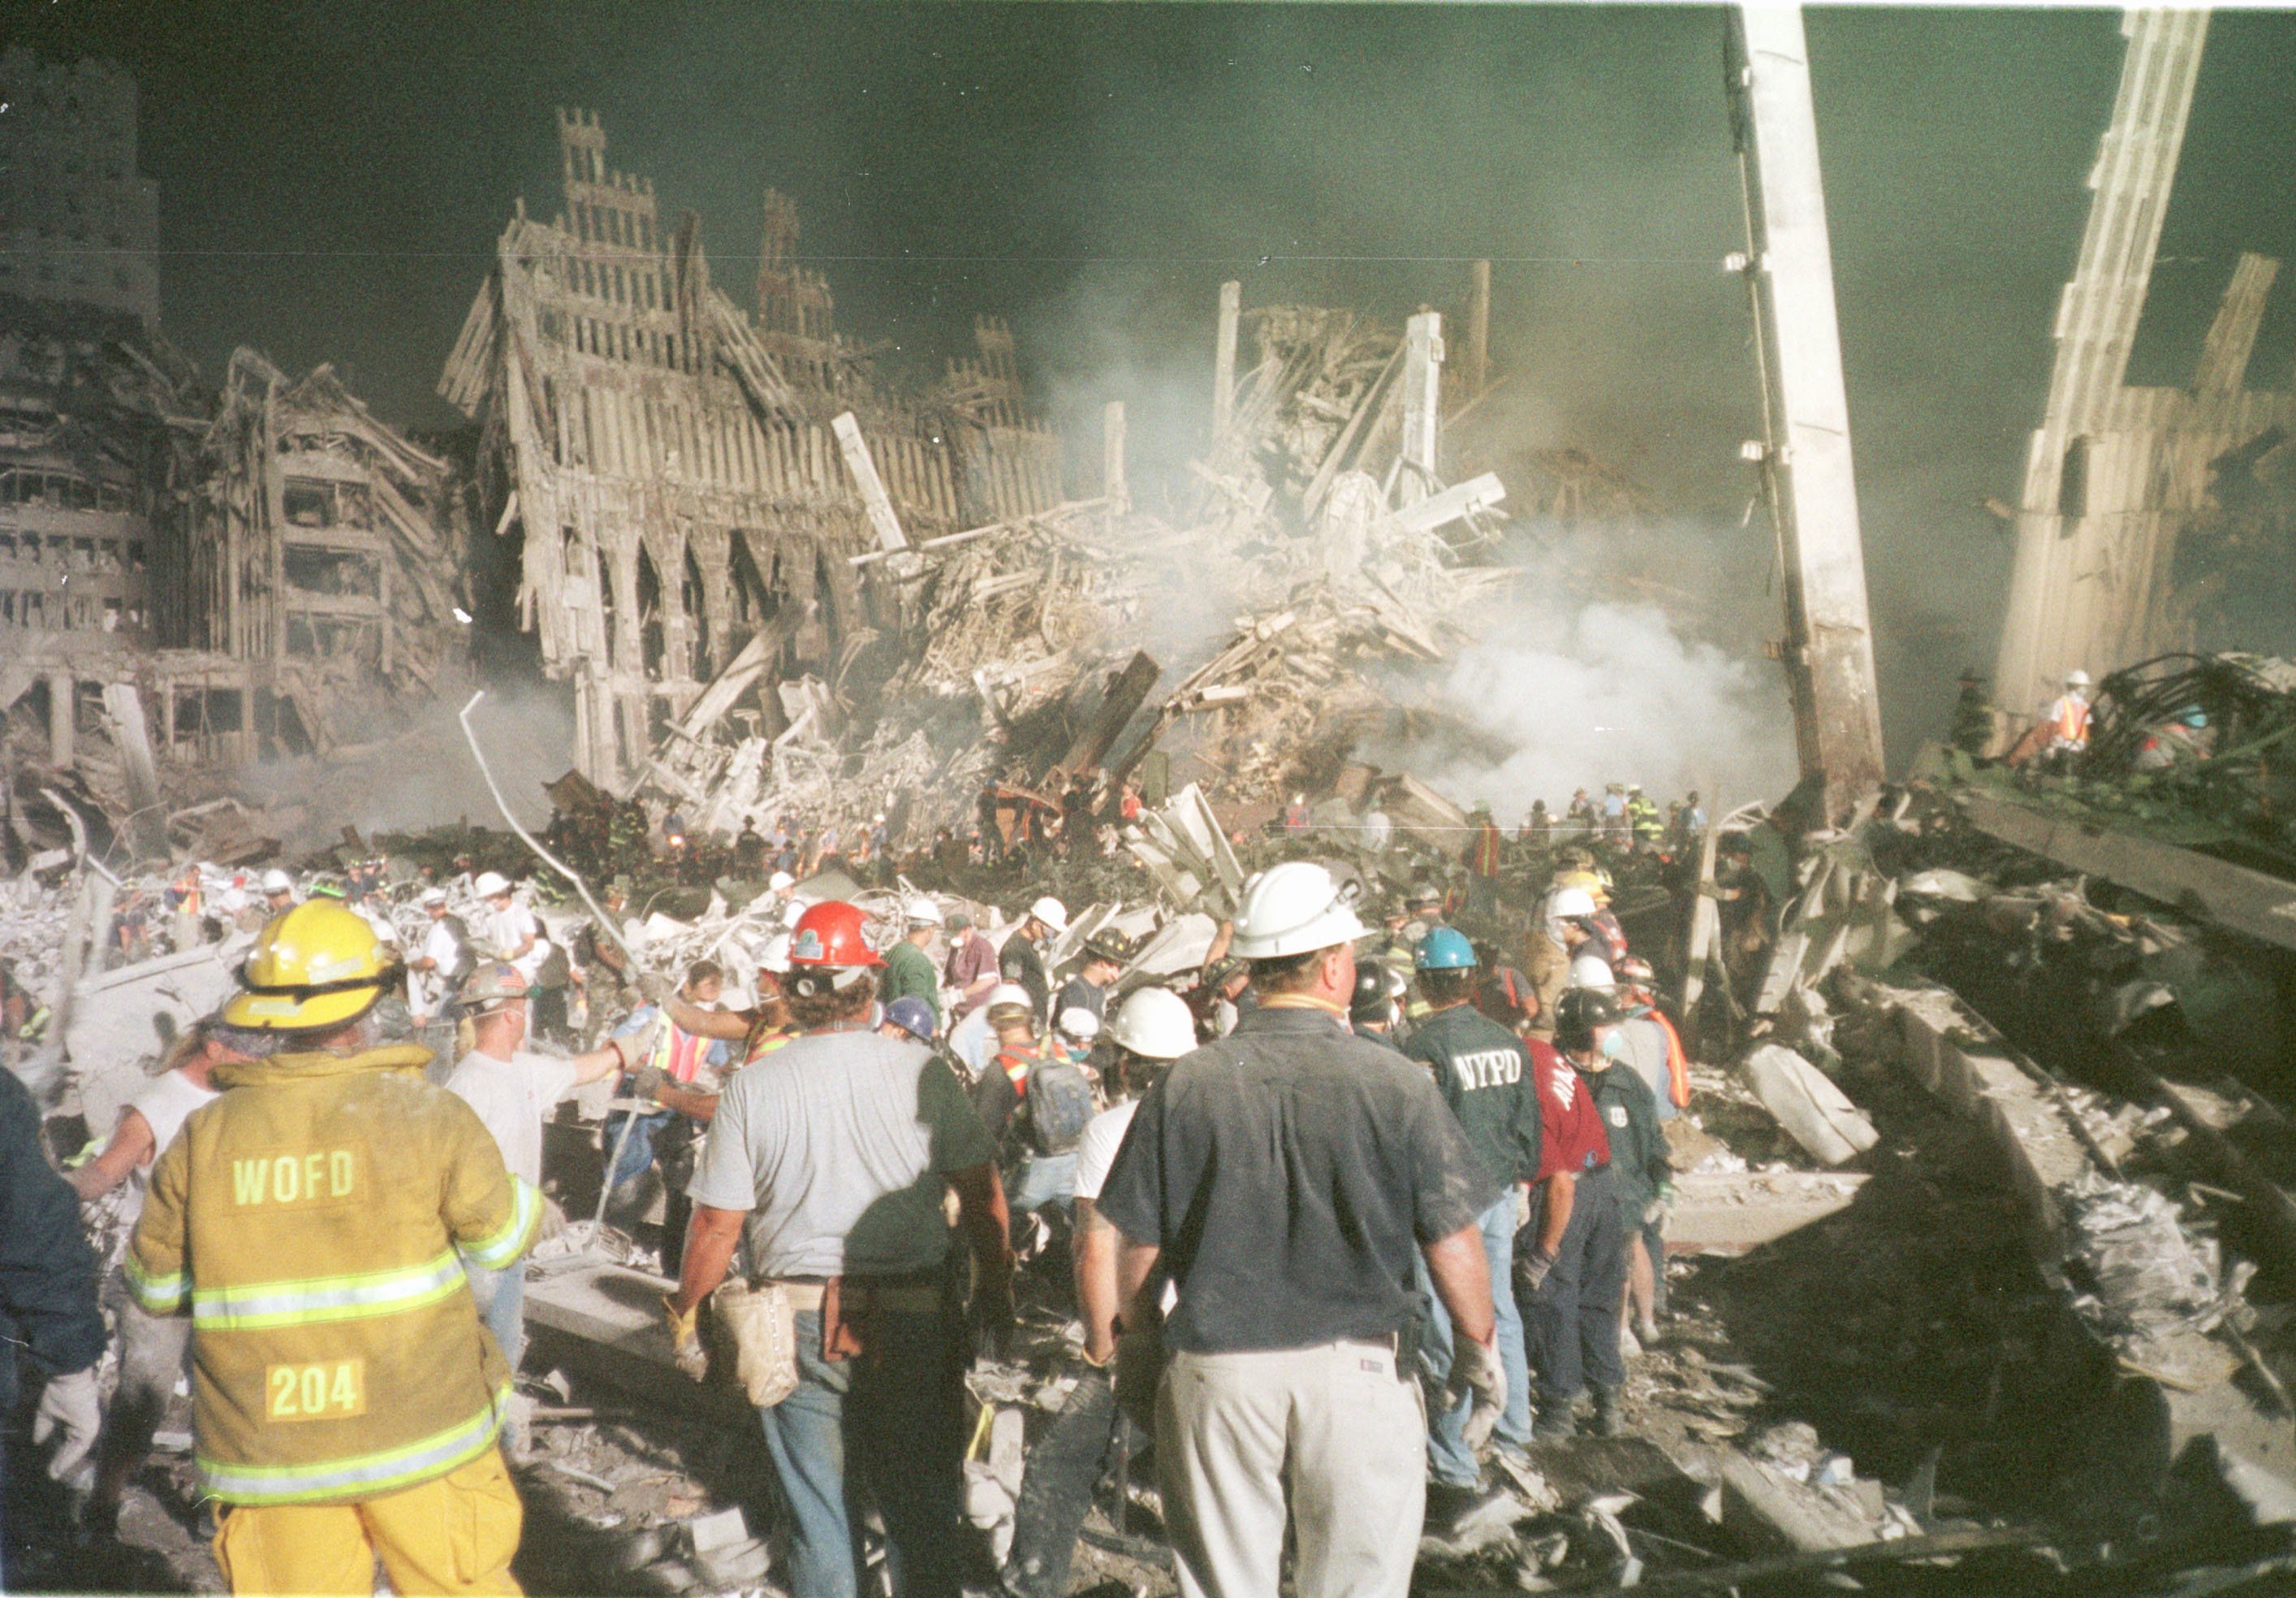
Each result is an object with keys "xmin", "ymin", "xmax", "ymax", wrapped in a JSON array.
[{"xmin": 788, "ymin": 900, "xmax": 883, "ymax": 969}]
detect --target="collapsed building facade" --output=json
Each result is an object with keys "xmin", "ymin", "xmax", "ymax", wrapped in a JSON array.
[
  {"xmin": 0, "ymin": 49, "xmax": 470, "ymax": 859},
  {"xmin": 438, "ymin": 108, "xmax": 1065, "ymax": 787}
]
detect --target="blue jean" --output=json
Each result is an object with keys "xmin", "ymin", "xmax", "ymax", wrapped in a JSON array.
[
  {"xmin": 1417, "ymin": 1188, "xmax": 1534, "ymax": 1485},
  {"xmin": 464, "ymin": 1260, "xmax": 525, "ymax": 1374},
  {"xmin": 1006, "ymin": 1152, "xmax": 1077, "ymax": 1216},
  {"xmin": 760, "ymin": 1306, "xmax": 966, "ymax": 1598}
]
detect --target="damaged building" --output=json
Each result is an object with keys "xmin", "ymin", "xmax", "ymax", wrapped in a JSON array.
[
  {"xmin": 0, "ymin": 48, "xmax": 470, "ymax": 859},
  {"xmin": 437, "ymin": 107, "xmax": 1066, "ymax": 787}
]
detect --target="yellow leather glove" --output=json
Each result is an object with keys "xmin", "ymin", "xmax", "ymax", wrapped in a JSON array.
[{"xmin": 662, "ymin": 1295, "xmax": 708, "ymax": 1381}]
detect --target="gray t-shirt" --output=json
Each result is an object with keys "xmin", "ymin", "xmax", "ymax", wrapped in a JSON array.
[{"xmin": 687, "ymin": 1027, "xmax": 996, "ymax": 1279}]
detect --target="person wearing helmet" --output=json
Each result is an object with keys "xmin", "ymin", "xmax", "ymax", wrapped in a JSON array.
[
  {"xmin": 1189, "ymin": 954, "xmax": 1254, "ymax": 1042},
  {"xmin": 603, "ymin": 961, "xmax": 736, "ymax": 1278},
  {"xmin": 1517, "ymin": 987, "xmax": 1625, "ymax": 1441},
  {"xmin": 942, "ymin": 910, "xmax": 1000, "ymax": 1023},
  {"xmin": 882, "ymin": 897, "xmax": 944, "ymax": 1030},
  {"xmin": 1053, "ymin": 1006, "xmax": 1102, "ymax": 1062},
  {"xmin": 1055, "ymin": 928, "xmax": 1131, "ymax": 1029},
  {"xmin": 880, "ymin": 996, "xmax": 939, "ymax": 1047},
  {"xmin": 1573, "ymin": 988, "xmax": 1670, "ymax": 1376},
  {"xmin": 406, "ymin": 888, "xmax": 471, "ymax": 1026},
  {"xmin": 2134, "ymin": 706, "xmax": 2214, "ymax": 772},
  {"xmin": 672, "ymin": 900, "xmax": 1013, "ymax": 1598},
  {"xmin": 1462, "ymin": 804, "xmax": 1504, "ymax": 917},
  {"xmin": 2039, "ymin": 667, "xmax": 2095, "ymax": 763},
  {"xmin": 1003, "ymin": 986, "xmax": 1195, "ymax": 1598},
  {"xmin": 999, "ymin": 897, "xmax": 1067, "ymax": 1019},
  {"xmin": 1405, "ymin": 926, "xmax": 1541, "ymax": 1518},
  {"xmin": 1349, "ymin": 961, "xmax": 1404, "ymax": 1047},
  {"xmin": 125, "ymin": 901, "xmax": 542, "ymax": 1593},
  {"xmin": 446, "ymin": 963, "xmax": 645, "ymax": 1376},
  {"xmin": 1547, "ymin": 885, "xmax": 1616, "ymax": 992},
  {"xmin": 261, "ymin": 868, "xmax": 296, "ymax": 918},
  {"xmin": 1602, "ymin": 959, "xmax": 1681, "ymax": 1348},
  {"xmin": 1094, "ymin": 862, "xmax": 1507, "ymax": 1598}
]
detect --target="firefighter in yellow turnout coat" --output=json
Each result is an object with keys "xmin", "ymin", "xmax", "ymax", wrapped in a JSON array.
[{"xmin": 127, "ymin": 901, "xmax": 541, "ymax": 1594}]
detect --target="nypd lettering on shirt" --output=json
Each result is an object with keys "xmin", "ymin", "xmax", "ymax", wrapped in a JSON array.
[{"xmin": 1449, "ymin": 1047, "xmax": 1521, "ymax": 1092}]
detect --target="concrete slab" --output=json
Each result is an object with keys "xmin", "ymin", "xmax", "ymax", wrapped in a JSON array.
[{"xmin": 1666, "ymin": 1170, "xmax": 1869, "ymax": 1257}]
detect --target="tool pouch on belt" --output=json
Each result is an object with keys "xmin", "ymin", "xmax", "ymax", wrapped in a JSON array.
[{"xmin": 710, "ymin": 1280, "xmax": 801, "ymax": 1407}]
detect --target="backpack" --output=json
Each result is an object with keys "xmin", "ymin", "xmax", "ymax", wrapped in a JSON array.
[{"xmin": 1025, "ymin": 1056, "xmax": 1096, "ymax": 1156}]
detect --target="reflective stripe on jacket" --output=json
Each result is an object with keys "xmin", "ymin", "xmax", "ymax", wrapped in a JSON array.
[{"xmin": 127, "ymin": 1043, "xmax": 539, "ymax": 1506}]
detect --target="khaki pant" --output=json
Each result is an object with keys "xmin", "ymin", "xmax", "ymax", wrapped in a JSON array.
[
  {"xmin": 213, "ymin": 1449, "xmax": 522, "ymax": 1596},
  {"xmin": 1156, "ymin": 1341, "xmax": 1426, "ymax": 1598}
]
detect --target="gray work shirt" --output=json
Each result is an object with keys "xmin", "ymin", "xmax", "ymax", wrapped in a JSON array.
[
  {"xmin": 687, "ymin": 1028, "xmax": 995, "ymax": 1279},
  {"xmin": 1095, "ymin": 1003, "xmax": 1495, "ymax": 1355}
]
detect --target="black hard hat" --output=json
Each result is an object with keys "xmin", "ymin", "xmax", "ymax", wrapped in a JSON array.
[
  {"xmin": 1350, "ymin": 963, "xmax": 1394, "ymax": 1024},
  {"xmin": 1554, "ymin": 986, "xmax": 1622, "ymax": 1053}
]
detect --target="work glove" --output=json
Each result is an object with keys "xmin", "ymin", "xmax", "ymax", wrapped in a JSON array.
[
  {"xmin": 1445, "ymin": 1332, "xmax": 1508, "ymax": 1451},
  {"xmin": 662, "ymin": 1295, "xmax": 708, "ymax": 1382},
  {"xmin": 1114, "ymin": 1323, "xmax": 1168, "ymax": 1435},
  {"xmin": 626, "ymin": 1064, "xmax": 667, "ymax": 1103},
  {"xmin": 1514, "ymin": 1245, "xmax": 1558, "ymax": 1298},
  {"xmin": 32, "ymin": 1366, "xmax": 102, "ymax": 1481}
]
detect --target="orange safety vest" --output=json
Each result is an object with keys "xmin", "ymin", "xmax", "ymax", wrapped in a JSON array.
[
  {"xmin": 2051, "ymin": 694, "xmax": 2091, "ymax": 747},
  {"xmin": 1648, "ymin": 1007, "xmax": 1692, "ymax": 1110},
  {"xmin": 996, "ymin": 1047, "xmax": 1039, "ymax": 1097}
]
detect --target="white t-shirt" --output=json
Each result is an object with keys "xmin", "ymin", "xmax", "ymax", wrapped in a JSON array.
[
  {"xmin": 1072, "ymin": 1098, "xmax": 1141, "ymax": 1203},
  {"xmin": 444, "ymin": 1047, "xmax": 580, "ymax": 1186},
  {"xmin": 415, "ymin": 918, "xmax": 464, "ymax": 1014},
  {"xmin": 123, "ymin": 1069, "xmax": 220, "ymax": 1214},
  {"xmin": 486, "ymin": 901, "xmax": 548, "ymax": 982}
]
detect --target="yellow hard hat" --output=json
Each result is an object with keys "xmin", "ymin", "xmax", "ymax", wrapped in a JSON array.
[{"xmin": 222, "ymin": 900, "xmax": 396, "ymax": 1031}]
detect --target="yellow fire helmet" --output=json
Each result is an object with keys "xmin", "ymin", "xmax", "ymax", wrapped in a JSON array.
[{"xmin": 222, "ymin": 899, "xmax": 398, "ymax": 1032}]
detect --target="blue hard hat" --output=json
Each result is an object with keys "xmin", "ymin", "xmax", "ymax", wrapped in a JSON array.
[
  {"xmin": 1414, "ymin": 926, "xmax": 1478, "ymax": 971},
  {"xmin": 883, "ymin": 996, "xmax": 938, "ymax": 1043},
  {"xmin": 2182, "ymin": 709, "xmax": 2208, "ymax": 729}
]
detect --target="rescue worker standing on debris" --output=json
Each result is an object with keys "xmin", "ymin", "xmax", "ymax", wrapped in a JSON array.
[
  {"xmin": 1406, "ymin": 927, "xmax": 1541, "ymax": 1518},
  {"xmin": 1003, "ymin": 987, "xmax": 1199, "ymax": 1598},
  {"xmin": 1096, "ymin": 862, "xmax": 1506, "ymax": 1598},
  {"xmin": 1001, "ymin": 896, "xmax": 1066, "ymax": 1018},
  {"xmin": 1517, "ymin": 988, "xmax": 1626, "ymax": 1440},
  {"xmin": 2046, "ymin": 668, "xmax": 2094, "ymax": 759},
  {"xmin": 1577, "ymin": 991, "xmax": 1672, "ymax": 1354},
  {"xmin": 671, "ymin": 900, "xmax": 1015, "ymax": 1598},
  {"xmin": 127, "ymin": 900, "xmax": 541, "ymax": 1595}
]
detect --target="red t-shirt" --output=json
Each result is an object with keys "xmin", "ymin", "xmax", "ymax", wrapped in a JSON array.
[{"xmin": 1528, "ymin": 1038, "xmax": 1611, "ymax": 1178}]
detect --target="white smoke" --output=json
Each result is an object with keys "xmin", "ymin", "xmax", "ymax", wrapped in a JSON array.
[{"xmin": 1382, "ymin": 590, "xmax": 1798, "ymax": 818}]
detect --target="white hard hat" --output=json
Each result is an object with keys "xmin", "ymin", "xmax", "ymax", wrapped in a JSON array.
[
  {"xmin": 1107, "ymin": 986, "xmax": 1197, "ymax": 1060},
  {"xmin": 2065, "ymin": 668, "xmax": 2093, "ymax": 689},
  {"xmin": 770, "ymin": 871, "xmax": 796, "ymax": 892},
  {"xmin": 904, "ymin": 896, "xmax": 943, "ymax": 927},
  {"xmin": 985, "ymin": 982, "xmax": 1035, "ymax": 1016},
  {"xmin": 1029, "ymin": 896, "xmax": 1068, "ymax": 935},
  {"xmin": 758, "ymin": 931, "xmax": 793, "ymax": 974},
  {"xmin": 473, "ymin": 870, "xmax": 511, "ymax": 898},
  {"xmin": 261, "ymin": 869, "xmax": 295, "ymax": 895},
  {"xmin": 420, "ymin": 887, "xmax": 448, "ymax": 906},
  {"xmin": 1549, "ymin": 885, "xmax": 1599, "ymax": 920},
  {"xmin": 1055, "ymin": 1007, "xmax": 1102, "ymax": 1043},
  {"xmin": 1229, "ymin": 861, "xmax": 1365, "ymax": 961}
]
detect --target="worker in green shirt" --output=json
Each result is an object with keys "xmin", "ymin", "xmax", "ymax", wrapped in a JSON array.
[{"xmin": 883, "ymin": 896, "xmax": 944, "ymax": 1026}]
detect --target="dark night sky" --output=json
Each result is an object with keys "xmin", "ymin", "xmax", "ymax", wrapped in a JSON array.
[{"xmin": 13, "ymin": 2, "xmax": 2295, "ymax": 764}]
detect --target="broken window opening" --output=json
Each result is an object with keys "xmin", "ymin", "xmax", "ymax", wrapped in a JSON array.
[
  {"xmin": 283, "ymin": 542, "xmax": 382, "ymax": 598},
  {"xmin": 283, "ymin": 477, "xmax": 336, "ymax": 529},
  {"xmin": 637, "ymin": 545, "xmax": 667, "ymax": 677},
  {"xmin": 683, "ymin": 544, "xmax": 711, "ymax": 674},
  {"xmin": 727, "ymin": 533, "xmax": 775, "ymax": 660}
]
